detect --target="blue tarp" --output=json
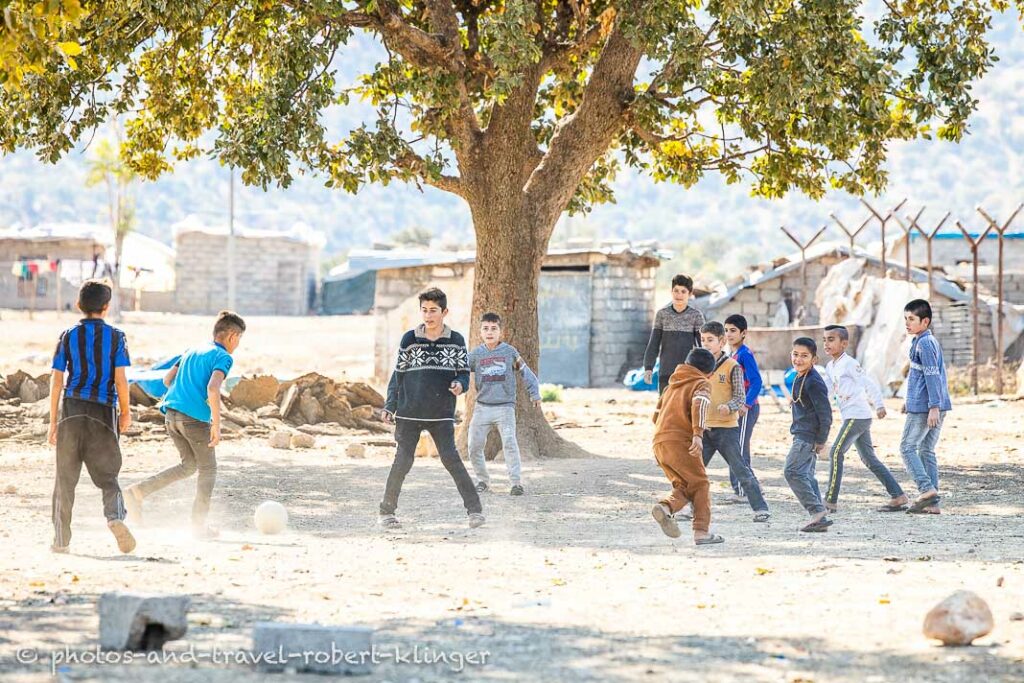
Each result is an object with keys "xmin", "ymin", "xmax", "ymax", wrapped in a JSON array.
[
  {"xmin": 125, "ymin": 355, "xmax": 180, "ymax": 401},
  {"xmin": 623, "ymin": 360, "xmax": 659, "ymax": 391}
]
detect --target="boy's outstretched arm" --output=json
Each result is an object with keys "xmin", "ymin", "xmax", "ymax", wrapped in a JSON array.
[
  {"xmin": 810, "ymin": 377, "xmax": 832, "ymax": 449},
  {"xmin": 163, "ymin": 363, "xmax": 180, "ymax": 388},
  {"xmin": 114, "ymin": 367, "xmax": 131, "ymax": 434},
  {"xmin": 516, "ymin": 357, "xmax": 542, "ymax": 406},
  {"xmin": 207, "ymin": 370, "xmax": 225, "ymax": 447},
  {"xmin": 643, "ymin": 312, "xmax": 663, "ymax": 381},
  {"xmin": 689, "ymin": 386, "xmax": 711, "ymax": 457},
  {"xmin": 48, "ymin": 370, "xmax": 64, "ymax": 446},
  {"xmin": 384, "ymin": 342, "xmax": 407, "ymax": 420},
  {"xmin": 739, "ymin": 352, "xmax": 763, "ymax": 409},
  {"xmin": 451, "ymin": 343, "xmax": 470, "ymax": 396}
]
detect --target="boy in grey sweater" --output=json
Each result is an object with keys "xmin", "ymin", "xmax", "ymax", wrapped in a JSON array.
[{"xmin": 468, "ymin": 312, "xmax": 542, "ymax": 496}]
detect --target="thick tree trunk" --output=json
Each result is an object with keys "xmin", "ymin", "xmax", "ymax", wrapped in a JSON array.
[{"xmin": 456, "ymin": 200, "xmax": 590, "ymax": 460}]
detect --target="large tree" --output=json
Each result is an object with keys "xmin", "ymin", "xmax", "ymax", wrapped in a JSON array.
[{"xmin": 0, "ymin": 0, "xmax": 1015, "ymax": 456}]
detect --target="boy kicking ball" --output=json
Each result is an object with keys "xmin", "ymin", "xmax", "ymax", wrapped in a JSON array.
[
  {"xmin": 467, "ymin": 312, "xmax": 542, "ymax": 497},
  {"xmin": 650, "ymin": 348, "xmax": 725, "ymax": 546}
]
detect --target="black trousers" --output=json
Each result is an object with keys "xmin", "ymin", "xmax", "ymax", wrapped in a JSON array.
[
  {"xmin": 380, "ymin": 419, "xmax": 482, "ymax": 516},
  {"xmin": 52, "ymin": 397, "xmax": 126, "ymax": 547}
]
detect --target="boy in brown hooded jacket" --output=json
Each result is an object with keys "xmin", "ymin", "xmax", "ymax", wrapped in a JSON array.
[{"xmin": 650, "ymin": 348, "xmax": 724, "ymax": 545}]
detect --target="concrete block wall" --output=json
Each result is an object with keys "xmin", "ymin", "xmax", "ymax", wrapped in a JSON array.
[
  {"xmin": 590, "ymin": 262, "xmax": 657, "ymax": 386},
  {"xmin": 175, "ymin": 232, "xmax": 317, "ymax": 316},
  {"xmin": 978, "ymin": 271, "xmax": 1024, "ymax": 305}
]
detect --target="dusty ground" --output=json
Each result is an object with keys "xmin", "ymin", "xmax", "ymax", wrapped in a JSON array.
[{"xmin": 1, "ymin": 311, "xmax": 1023, "ymax": 682}]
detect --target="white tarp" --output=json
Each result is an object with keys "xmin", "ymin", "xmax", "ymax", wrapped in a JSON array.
[{"xmin": 815, "ymin": 257, "xmax": 926, "ymax": 393}]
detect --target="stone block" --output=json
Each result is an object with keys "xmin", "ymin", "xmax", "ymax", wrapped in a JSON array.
[
  {"xmin": 252, "ymin": 622, "xmax": 374, "ymax": 675},
  {"xmin": 99, "ymin": 592, "xmax": 190, "ymax": 651},
  {"xmin": 759, "ymin": 288, "xmax": 782, "ymax": 303},
  {"xmin": 269, "ymin": 431, "xmax": 292, "ymax": 449}
]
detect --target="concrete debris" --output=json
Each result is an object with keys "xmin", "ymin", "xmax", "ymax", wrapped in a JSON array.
[{"xmin": 229, "ymin": 375, "xmax": 280, "ymax": 410}]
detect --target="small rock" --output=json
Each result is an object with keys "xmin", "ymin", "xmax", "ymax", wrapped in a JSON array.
[
  {"xmin": 297, "ymin": 390, "xmax": 323, "ymax": 425},
  {"xmin": 346, "ymin": 443, "xmax": 366, "ymax": 458},
  {"xmin": 291, "ymin": 433, "xmax": 316, "ymax": 449},
  {"xmin": 256, "ymin": 405, "xmax": 281, "ymax": 419},
  {"xmin": 1010, "ymin": 612, "xmax": 1023, "ymax": 622},
  {"xmin": 923, "ymin": 591, "xmax": 994, "ymax": 646},
  {"xmin": 18, "ymin": 380, "xmax": 41, "ymax": 404},
  {"xmin": 352, "ymin": 405, "xmax": 376, "ymax": 421},
  {"xmin": 268, "ymin": 431, "xmax": 292, "ymax": 450},
  {"xmin": 3, "ymin": 485, "xmax": 16, "ymax": 494}
]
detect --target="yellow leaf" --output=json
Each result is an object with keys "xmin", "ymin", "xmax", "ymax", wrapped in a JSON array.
[
  {"xmin": 756, "ymin": 567, "xmax": 773, "ymax": 576},
  {"xmin": 879, "ymin": 598, "xmax": 891, "ymax": 605},
  {"xmin": 552, "ymin": 578, "xmax": 566, "ymax": 586},
  {"xmin": 66, "ymin": 56, "xmax": 78, "ymax": 70},
  {"xmin": 58, "ymin": 42, "xmax": 83, "ymax": 56}
]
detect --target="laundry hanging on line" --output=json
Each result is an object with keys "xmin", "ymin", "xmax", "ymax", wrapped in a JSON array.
[{"xmin": 10, "ymin": 259, "xmax": 59, "ymax": 278}]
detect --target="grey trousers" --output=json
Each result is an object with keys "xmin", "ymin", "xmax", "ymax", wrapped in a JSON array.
[
  {"xmin": 135, "ymin": 409, "xmax": 217, "ymax": 527},
  {"xmin": 784, "ymin": 439, "xmax": 826, "ymax": 515},
  {"xmin": 468, "ymin": 403, "xmax": 522, "ymax": 486}
]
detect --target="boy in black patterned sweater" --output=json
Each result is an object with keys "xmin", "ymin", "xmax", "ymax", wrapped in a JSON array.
[{"xmin": 379, "ymin": 288, "xmax": 484, "ymax": 530}]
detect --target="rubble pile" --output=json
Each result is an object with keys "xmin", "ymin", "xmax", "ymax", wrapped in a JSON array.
[{"xmin": 0, "ymin": 369, "xmax": 392, "ymax": 444}]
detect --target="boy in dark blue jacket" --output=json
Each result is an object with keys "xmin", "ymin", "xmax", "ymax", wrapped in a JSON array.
[
  {"xmin": 785, "ymin": 337, "xmax": 833, "ymax": 532},
  {"xmin": 379, "ymin": 288, "xmax": 484, "ymax": 530}
]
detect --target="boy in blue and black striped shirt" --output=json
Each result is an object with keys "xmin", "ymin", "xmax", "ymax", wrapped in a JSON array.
[{"xmin": 48, "ymin": 279, "xmax": 136, "ymax": 554}]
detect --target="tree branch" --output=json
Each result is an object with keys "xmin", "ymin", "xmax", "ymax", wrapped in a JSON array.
[
  {"xmin": 525, "ymin": 16, "xmax": 643, "ymax": 231},
  {"xmin": 395, "ymin": 150, "xmax": 467, "ymax": 198},
  {"xmin": 541, "ymin": 7, "xmax": 616, "ymax": 73}
]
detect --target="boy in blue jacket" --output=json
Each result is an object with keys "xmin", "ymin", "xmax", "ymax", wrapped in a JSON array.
[
  {"xmin": 785, "ymin": 337, "xmax": 833, "ymax": 532},
  {"xmin": 724, "ymin": 314, "xmax": 763, "ymax": 504},
  {"xmin": 901, "ymin": 299, "xmax": 952, "ymax": 515}
]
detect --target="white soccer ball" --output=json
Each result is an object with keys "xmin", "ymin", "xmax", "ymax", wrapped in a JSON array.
[{"xmin": 254, "ymin": 500, "xmax": 288, "ymax": 535}]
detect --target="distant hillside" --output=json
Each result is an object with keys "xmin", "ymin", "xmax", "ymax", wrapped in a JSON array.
[{"xmin": 2, "ymin": 11, "xmax": 1023, "ymax": 269}]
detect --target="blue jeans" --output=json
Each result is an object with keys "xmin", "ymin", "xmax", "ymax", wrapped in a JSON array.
[
  {"xmin": 900, "ymin": 411, "xmax": 946, "ymax": 498},
  {"xmin": 732, "ymin": 402, "xmax": 760, "ymax": 496},
  {"xmin": 702, "ymin": 426, "xmax": 769, "ymax": 512},
  {"xmin": 824, "ymin": 418, "xmax": 905, "ymax": 505},
  {"xmin": 784, "ymin": 439, "xmax": 826, "ymax": 515}
]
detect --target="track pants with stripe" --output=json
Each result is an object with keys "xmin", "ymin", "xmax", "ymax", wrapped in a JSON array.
[
  {"xmin": 824, "ymin": 418, "xmax": 904, "ymax": 506},
  {"xmin": 52, "ymin": 397, "xmax": 126, "ymax": 548}
]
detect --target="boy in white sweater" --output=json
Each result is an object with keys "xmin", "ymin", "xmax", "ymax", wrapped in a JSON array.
[{"xmin": 822, "ymin": 325, "xmax": 908, "ymax": 512}]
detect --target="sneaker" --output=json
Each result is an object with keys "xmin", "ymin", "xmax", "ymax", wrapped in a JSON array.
[
  {"xmin": 123, "ymin": 486, "xmax": 144, "ymax": 526},
  {"xmin": 510, "ymin": 485, "xmax": 524, "ymax": 496},
  {"xmin": 108, "ymin": 519, "xmax": 136, "ymax": 554},
  {"xmin": 475, "ymin": 481, "xmax": 489, "ymax": 493},
  {"xmin": 727, "ymin": 493, "xmax": 748, "ymax": 505},
  {"xmin": 379, "ymin": 514, "xmax": 401, "ymax": 530},
  {"xmin": 468, "ymin": 512, "xmax": 486, "ymax": 529},
  {"xmin": 50, "ymin": 544, "xmax": 69, "ymax": 554},
  {"xmin": 192, "ymin": 525, "xmax": 220, "ymax": 540},
  {"xmin": 651, "ymin": 503, "xmax": 681, "ymax": 539}
]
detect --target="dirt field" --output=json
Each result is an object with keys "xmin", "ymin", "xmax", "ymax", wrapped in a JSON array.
[{"xmin": 1, "ymin": 311, "xmax": 1023, "ymax": 682}]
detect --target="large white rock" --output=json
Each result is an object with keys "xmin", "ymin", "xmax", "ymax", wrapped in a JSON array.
[
  {"xmin": 923, "ymin": 590, "xmax": 994, "ymax": 646},
  {"xmin": 99, "ymin": 592, "xmax": 190, "ymax": 651},
  {"xmin": 252, "ymin": 622, "xmax": 373, "ymax": 674}
]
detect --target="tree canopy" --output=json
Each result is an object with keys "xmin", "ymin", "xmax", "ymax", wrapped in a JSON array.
[{"xmin": 1, "ymin": 0, "xmax": 1018, "ymax": 216}]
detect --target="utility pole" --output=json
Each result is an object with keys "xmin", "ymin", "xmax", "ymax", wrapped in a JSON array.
[{"xmin": 227, "ymin": 167, "xmax": 237, "ymax": 311}]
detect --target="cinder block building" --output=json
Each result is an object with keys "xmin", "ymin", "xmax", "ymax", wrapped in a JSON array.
[
  {"xmin": 369, "ymin": 247, "xmax": 664, "ymax": 387},
  {"xmin": 173, "ymin": 221, "xmax": 324, "ymax": 316}
]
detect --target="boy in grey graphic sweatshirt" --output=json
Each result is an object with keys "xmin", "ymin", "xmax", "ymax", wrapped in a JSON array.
[{"xmin": 467, "ymin": 312, "xmax": 542, "ymax": 495}]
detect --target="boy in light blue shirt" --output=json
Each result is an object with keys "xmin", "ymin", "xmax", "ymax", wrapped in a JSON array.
[
  {"xmin": 125, "ymin": 311, "xmax": 245, "ymax": 538},
  {"xmin": 900, "ymin": 299, "xmax": 951, "ymax": 515}
]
